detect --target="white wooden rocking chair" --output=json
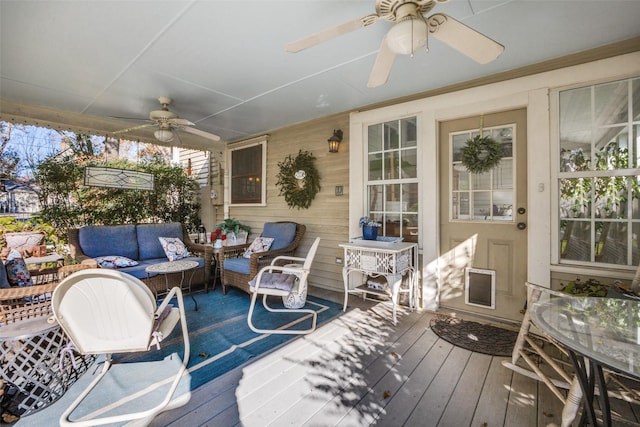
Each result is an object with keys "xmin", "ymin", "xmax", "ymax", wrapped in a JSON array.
[
  {"xmin": 52, "ymin": 268, "xmax": 190, "ymax": 427},
  {"xmin": 503, "ymin": 281, "xmax": 640, "ymax": 427}
]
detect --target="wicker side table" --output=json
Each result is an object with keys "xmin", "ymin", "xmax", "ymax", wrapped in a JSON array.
[{"xmin": 0, "ymin": 317, "xmax": 94, "ymax": 418}]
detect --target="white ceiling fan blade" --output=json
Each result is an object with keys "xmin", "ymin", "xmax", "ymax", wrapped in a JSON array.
[
  {"xmin": 286, "ymin": 14, "xmax": 379, "ymax": 53},
  {"xmin": 179, "ymin": 125, "xmax": 221, "ymax": 142},
  {"xmin": 367, "ymin": 35, "xmax": 396, "ymax": 88},
  {"xmin": 427, "ymin": 13, "xmax": 504, "ymax": 64},
  {"xmin": 168, "ymin": 117, "xmax": 194, "ymax": 127},
  {"xmin": 113, "ymin": 123, "xmax": 155, "ymax": 134}
]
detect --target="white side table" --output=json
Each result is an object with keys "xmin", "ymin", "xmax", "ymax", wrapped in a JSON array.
[{"xmin": 340, "ymin": 240, "xmax": 418, "ymax": 325}]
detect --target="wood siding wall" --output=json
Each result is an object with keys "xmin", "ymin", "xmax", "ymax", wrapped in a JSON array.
[{"xmin": 220, "ymin": 112, "xmax": 351, "ymax": 292}]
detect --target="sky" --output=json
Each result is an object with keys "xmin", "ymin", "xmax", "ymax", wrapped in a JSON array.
[{"xmin": 2, "ymin": 122, "xmax": 152, "ymax": 178}]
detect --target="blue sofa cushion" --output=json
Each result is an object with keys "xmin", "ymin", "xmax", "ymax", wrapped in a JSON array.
[
  {"xmin": 79, "ymin": 224, "xmax": 138, "ymax": 259},
  {"xmin": 137, "ymin": 222, "xmax": 184, "ymax": 260},
  {"xmin": 118, "ymin": 256, "xmax": 205, "ymax": 280},
  {"xmin": 262, "ymin": 222, "xmax": 296, "ymax": 250},
  {"xmin": 224, "ymin": 257, "xmax": 250, "ymax": 275}
]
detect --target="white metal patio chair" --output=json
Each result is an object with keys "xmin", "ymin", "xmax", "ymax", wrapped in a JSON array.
[
  {"xmin": 247, "ymin": 237, "xmax": 321, "ymax": 335},
  {"xmin": 52, "ymin": 268, "xmax": 190, "ymax": 427}
]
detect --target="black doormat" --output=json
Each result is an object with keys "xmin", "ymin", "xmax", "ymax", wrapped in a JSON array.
[{"xmin": 429, "ymin": 314, "xmax": 518, "ymax": 357}]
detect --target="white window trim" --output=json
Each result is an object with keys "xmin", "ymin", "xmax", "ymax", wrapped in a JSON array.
[{"xmin": 550, "ymin": 78, "xmax": 640, "ymax": 275}]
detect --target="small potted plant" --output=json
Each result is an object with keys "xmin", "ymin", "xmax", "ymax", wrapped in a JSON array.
[
  {"xmin": 215, "ymin": 218, "xmax": 251, "ymax": 245},
  {"xmin": 359, "ymin": 216, "xmax": 381, "ymax": 240}
]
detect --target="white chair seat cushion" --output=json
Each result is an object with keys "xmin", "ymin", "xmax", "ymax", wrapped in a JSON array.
[{"xmin": 249, "ymin": 272, "xmax": 296, "ymax": 292}]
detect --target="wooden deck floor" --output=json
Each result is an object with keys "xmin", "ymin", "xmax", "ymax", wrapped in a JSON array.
[{"xmin": 150, "ymin": 287, "xmax": 640, "ymax": 427}]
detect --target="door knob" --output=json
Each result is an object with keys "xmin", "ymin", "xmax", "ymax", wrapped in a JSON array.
[
  {"xmin": 517, "ymin": 207, "xmax": 526, "ymax": 214},
  {"xmin": 517, "ymin": 222, "xmax": 527, "ymax": 230}
]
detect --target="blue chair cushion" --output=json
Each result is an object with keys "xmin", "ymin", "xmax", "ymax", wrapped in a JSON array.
[
  {"xmin": 223, "ymin": 257, "xmax": 250, "ymax": 275},
  {"xmin": 137, "ymin": 223, "xmax": 184, "ymax": 260},
  {"xmin": 79, "ymin": 224, "xmax": 138, "ymax": 259},
  {"xmin": 262, "ymin": 223, "xmax": 296, "ymax": 251},
  {"xmin": 117, "ymin": 256, "xmax": 204, "ymax": 280}
]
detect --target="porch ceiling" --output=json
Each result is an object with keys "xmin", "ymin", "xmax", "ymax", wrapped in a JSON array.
[{"xmin": 1, "ymin": 1, "xmax": 639, "ymax": 150}]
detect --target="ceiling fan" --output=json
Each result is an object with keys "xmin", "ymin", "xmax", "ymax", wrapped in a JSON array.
[
  {"xmin": 113, "ymin": 96, "xmax": 220, "ymax": 143},
  {"xmin": 286, "ymin": 0, "xmax": 504, "ymax": 87}
]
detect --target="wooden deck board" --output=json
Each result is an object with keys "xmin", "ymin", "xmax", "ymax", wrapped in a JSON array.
[
  {"xmin": 149, "ymin": 288, "xmax": 640, "ymax": 427},
  {"xmin": 471, "ymin": 357, "xmax": 514, "ymax": 426},
  {"xmin": 437, "ymin": 351, "xmax": 493, "ymax": 427}
]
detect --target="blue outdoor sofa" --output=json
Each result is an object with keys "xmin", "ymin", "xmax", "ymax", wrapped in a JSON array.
[{"xmin": 68, "ymin": 222, "xmax": 212, "ymax": 294}]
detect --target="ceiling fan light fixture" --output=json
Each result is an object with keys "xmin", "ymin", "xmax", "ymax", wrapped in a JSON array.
[
  {"xmin": 386, "ymin": 17, "xmax": 427, "ymax": 55},
  {"xmin": 154, "ymin": 129, "xmax": 174, "ymax": 143}
]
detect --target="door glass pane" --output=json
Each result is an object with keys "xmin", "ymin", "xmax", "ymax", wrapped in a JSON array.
[
  {"xmin": 493, "ymin": 190, "xmax": 513, "ymax": 220},
  {"xmin": 453, "ymin": 165, "xmax": 469, "ymax": 191},
  {"xmin": 493, "ymin": 159, "xmax": 513, "ymax": 190},
  {"xmin": 473, "ymin": 192, "xmax": 491, "ymax": 220},
  {"xmin": 473, "ymin": 171, "xmax": 491, "ymax": 191}
]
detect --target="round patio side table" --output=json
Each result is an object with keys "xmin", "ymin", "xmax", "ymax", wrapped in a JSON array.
[{"xmin": 146, "ymin": 260, "xmax": 199, "ymax": 310}]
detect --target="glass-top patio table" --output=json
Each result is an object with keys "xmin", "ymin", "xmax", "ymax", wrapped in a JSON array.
[
  {"xmin": 146, "ymin": 260, "xmax": 199, "ymax": 310},
  {"xmin": 531, "ymin": 296, "xmax": 640, "ymax": 426}
]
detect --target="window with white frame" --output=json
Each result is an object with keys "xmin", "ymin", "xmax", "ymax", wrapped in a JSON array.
[
  {"xmin": 366, "ymin": 117, "xmax": 418, "ymax": 242},
  {"xmin": 229, "ymin": 139, "xmax": 266, "ymax": 205},
  {"xmin": 557, "ymin": 77, "xmax": 640, "ymax": 267}
]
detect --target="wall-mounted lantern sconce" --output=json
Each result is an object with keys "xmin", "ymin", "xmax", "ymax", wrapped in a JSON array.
[{"xmin": 328, "ymin": 129, "xmax": 343, "ymax": 153}]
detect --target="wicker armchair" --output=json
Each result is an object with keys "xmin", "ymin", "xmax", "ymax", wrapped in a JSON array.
[
  {"xmin": 0, "ymin": 264, "xmax": 91, "ymax": 326},
  {"xmin": 220, "ymin": 222, "xmax": 306, "ymax": 295}
]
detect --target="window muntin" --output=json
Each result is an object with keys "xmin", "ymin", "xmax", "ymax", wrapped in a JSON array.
[
  {"xmin": 229, "ymin": 141, "xmax": 266, "ymax": 205},
  {"xmin": 450, "ymin": 126, "xmax": 515, "ymax": 222},
  {"xmin": 558, "ymin": 77, "xmax": 640, "ymax": 267},
  {"xmin": 366, "ymin": 117, "xmax": 418, "ymax": 242}
]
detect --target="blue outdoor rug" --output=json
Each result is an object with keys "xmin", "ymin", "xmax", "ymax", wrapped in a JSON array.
[{"xmin": 12, "ymin": 287, "xmax": 343, "ymax": 426}]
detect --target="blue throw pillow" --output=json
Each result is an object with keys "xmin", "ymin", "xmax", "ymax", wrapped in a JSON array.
[
  {"xmin": 0, "ymin": 259, "xmax": 10, "ymax": 289},
  {"xmin": 5, "ymin": 249, "xmax": 32, "ymax": 287},
  {"xmin": 95, "ymin": 255, "xmax": 139, "ymax": 269}
]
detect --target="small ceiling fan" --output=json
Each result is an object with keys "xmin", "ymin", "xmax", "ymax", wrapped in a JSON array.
[
  {"xmin": 286, "ymin": 0, "xmax": 504, "ymax": 87},
  {"xmin": 113, "ymin": 96, "xmax": 220, "ymax": 143}
]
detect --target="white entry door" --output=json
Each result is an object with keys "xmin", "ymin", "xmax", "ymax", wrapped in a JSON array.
[{"xmin": 438, "ymin": 109, "xmax": 528, "ymax": 322}]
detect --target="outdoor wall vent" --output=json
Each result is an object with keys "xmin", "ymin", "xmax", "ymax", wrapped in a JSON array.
[{"xmin": 465, "ymin": 267, "xmax": 496, "ymax": 309}]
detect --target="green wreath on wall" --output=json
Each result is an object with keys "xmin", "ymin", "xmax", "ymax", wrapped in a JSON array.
[
  {"xmin": 276, "ymin": 149, "xmax": 321, "ymax": 209},
  {"xmin": 460, "ymin": 135, "xmax": 502, "ymax": 174}
]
